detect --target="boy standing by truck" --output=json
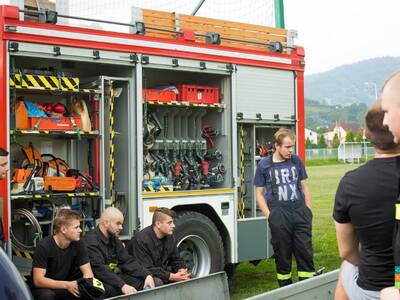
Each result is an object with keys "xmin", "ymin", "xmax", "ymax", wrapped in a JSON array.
[{"xmin": 253, "ymin": 128, "xmax": 315, "ymax": 287}]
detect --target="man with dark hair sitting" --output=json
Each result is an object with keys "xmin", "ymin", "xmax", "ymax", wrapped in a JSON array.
[
  {"xmin": 127, "ymin": 207, "xmax": 189, "ymax": 286},
  {"xmin": 30, "ymin": 209, "xmax": 99, "ymax": 300}
]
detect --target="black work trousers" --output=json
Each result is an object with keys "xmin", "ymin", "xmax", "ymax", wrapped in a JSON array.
[
  {"xmin": 31, "ymin": 288, "xmax": 78, "ymax": 300},
  {"xmin": 268, "ymin": 201, "xmax": 315, "ymax": 287},
  {"xmin": 103, "ymin": 273, "xmax": 144, "ymax": 298}
]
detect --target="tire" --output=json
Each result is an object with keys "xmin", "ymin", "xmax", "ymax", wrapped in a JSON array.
[
  {"xmin": 225, "ymin": 263, "xmax": 236, "ymax": 294},
  {"xmin": 174, "ymin": 211, "xmax": 225, "ymax": 278}
]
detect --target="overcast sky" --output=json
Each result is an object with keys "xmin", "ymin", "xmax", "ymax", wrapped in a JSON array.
[
  {"xmin": 31, "ymin": 0, "xmax": 400, "ymax": 75},
  {"xmin": 133, "ymin": 0, "xmax": 400, "ymax": 75},
  {"xmin": 284, "ymin": 0, "xmax": 400, "ymax": 74}
]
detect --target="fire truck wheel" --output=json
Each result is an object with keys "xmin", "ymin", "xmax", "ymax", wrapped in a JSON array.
[{"xmin": 175, "ymin": 211, "xmax": 225, "ymax": 278}]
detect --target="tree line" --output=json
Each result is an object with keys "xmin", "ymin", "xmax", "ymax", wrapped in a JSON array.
[{"xmin": 307, "ymin": 129, "xmax": 365, "ymax": 149}]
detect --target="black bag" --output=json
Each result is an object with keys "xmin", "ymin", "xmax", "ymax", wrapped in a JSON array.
[{"xmin": 77, "ymin": 278, "xmax": 105, "ymax": 300}]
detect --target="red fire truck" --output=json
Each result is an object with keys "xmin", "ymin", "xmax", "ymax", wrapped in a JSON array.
[{"xmin": 0, "ymin": 4, "xmax": 305, "ymax": 279}]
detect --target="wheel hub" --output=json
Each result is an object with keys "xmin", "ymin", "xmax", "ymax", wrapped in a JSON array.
[{"xmin": 178, "ymin": 234, "xmax": 211, "ymax": 277}]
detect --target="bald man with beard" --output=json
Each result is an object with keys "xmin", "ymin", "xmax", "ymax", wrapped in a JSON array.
[
  {"xmin": 84, "ymin": 207, "xmax": 154, "ymax": 298},
  {"xmin": 380, "ymin": 71, "xmax": 400, "ymax": 300}
]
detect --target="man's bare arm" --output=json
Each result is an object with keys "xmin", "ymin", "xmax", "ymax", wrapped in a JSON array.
[
  {"xmin": 335, "ymin": 221, "xmax": 360, "ymax": 265},
  {"xmin": 255, "ymin": 187, "xmax": 270, "ymax": 218},
  {"xmin": 301, "ymin": 180, "xmax": 311, "ymax": 208}
]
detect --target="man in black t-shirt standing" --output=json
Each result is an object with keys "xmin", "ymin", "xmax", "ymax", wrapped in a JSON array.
[
  {"xmin": 381, "ymin": 70, "xmax": 400, "ymax": 300},
  {"xmin": 31, "ymin": 209, "xmax": 96, "ymax": 300},
  {"xmin": 333, "ymin": 100, "xmax": 400, "ymax": 300}
]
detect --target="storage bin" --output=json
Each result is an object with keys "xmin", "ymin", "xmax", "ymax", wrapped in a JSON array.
[
  {"xmin": 177, "ymin": 84, "xmax": 219, "ymax": 104},
  {"xmin": 29, "ymin": 117, "xmax": 82, "ymax": 131},
  {"xmin": 143, "ymin": 88, "xmax": 177, "ymax": 102}
]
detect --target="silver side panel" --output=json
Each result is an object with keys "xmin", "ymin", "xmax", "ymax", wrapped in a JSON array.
[
  {"xmin": 109, "ymin": 272, "xmax": 229, "ymax": 300},
  {"xmin": 236, "ymin": 66, "xmax": 295, "ymax": 122},
  {"xmin": 143, "ymin": 54, "xmax": 231, "ymax": 74},
  {"xmin": 246, "ymin": 270, "xmax": 339, "ymax": 300},
  {"xmin": 9, "ymin": 41, "xmax": 135, "ymax": 65}
]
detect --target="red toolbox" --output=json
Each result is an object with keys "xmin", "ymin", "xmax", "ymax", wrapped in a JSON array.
[
  {"xmin": 177, "ymin": 84, "xmax": 219, "ymax": 104},
  {"xmin": 29, "ymin": 117, "xmax": 82, "ymax": 131},
  {"xmin": 143, "ymin": 88, "xmax": 177, "ymax": 102}
]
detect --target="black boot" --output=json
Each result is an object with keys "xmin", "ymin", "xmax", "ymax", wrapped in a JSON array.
[{"xmin": 278, "ymin": 279, "xmax": 293, "ymax": 287}]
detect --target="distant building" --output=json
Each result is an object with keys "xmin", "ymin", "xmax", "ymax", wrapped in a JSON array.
[
  {"xmin": 326, "ymin": 122, "xmax": 361, "ymax": 145},
  {"xmin": 305, "ymin": 128, "xmax": 318, "ymax": 145}
]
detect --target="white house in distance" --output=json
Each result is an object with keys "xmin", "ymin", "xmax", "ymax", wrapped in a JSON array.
[
  {"xmin": 305, "ymin": 128, "xmax": 318, "ymax": 145},
  {"xmin": 325, "ymin": 122, "xmax": 361, "ymax": 145}
]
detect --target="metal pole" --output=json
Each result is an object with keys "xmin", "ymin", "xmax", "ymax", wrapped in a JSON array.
[
  {"xmin": 274, "ymin": 0, "xmax": 285, "ymax": 28},
  {"xmin": 372, "ymin": 82, "xmax": 378, "ymax": 99},
  {"xmin": 191, "ymin": 0, "xmax": 206, "ymax": 16},
  {"xmin": 364, "ymin": 81, "xmax": 378, "ymax": 100}
]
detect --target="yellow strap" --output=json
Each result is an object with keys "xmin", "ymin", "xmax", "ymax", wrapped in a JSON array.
[
  {"xmin": 396, "ymin": 203, "xmax": 400, "ymax": 220},
  {"xmin": 298, "ymin": 271, "xmax": 315, "ymax": 278},
  {"xmin": 277, "ymin": 272, "xmax": 292, "ymax": 280}
]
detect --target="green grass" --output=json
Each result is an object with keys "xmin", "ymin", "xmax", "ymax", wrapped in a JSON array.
[
  {"xmin": 306, "ymin": 156, "xmax": 374, "ymax": 166},
  {"xmin": 232, "ymin": 163, "xmax": 360, "ymax": 299},
  {"xmin": 306, "ymin": 158, "xmax": 343, "ymax": 166}
]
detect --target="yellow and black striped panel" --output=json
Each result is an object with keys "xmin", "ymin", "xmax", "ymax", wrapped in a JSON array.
[
  {"xmin": 109, "ymin": 88, "xmax": 116, "ymax": 207},
  {"xmin": 159, "ymin": 186, "xmax": 174, "ymax": 192},
  {"xmin": 142, "ymin": 186, "xmax": 174, "ymax": 192},
  {"xmin": 10, "ymin": 74, "xmax": 79, "ymax": 91},
  {"xmin": 13, "ymin": 250, "xmax": 33, "ymax": 260},
  {"xmin": 143, "ymin": 186, "xmax": 156, "ymax": 192},
  {"xmin": 238, "ymin": 125, "xmax": 246, "ymax": 218}
]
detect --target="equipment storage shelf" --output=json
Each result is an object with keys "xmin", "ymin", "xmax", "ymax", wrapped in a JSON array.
[
  {"xmin": 8, "ymin": 48, "xmax": 140, "ymax": 250},
  {"xmin": 7, "ymin": 54, "xmax": 120, "ymax": 255},
  {"xmin": 141, "ymin": 65, "xmax": 233, "ymax": 194}
]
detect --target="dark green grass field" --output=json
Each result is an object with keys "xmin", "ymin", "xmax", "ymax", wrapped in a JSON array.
[{"xmin": 232, "ymin": 163, "xmax": 360, "ymax": 299}]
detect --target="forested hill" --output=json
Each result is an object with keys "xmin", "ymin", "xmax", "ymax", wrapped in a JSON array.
[{"xmin": 305, "ymin": 56, "xmax": 400, "ymax": 106}]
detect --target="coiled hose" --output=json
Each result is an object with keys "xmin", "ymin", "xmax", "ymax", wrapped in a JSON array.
[{"xmin": 11, "ymin": 208, "xmax": 43, "ymax": 251}]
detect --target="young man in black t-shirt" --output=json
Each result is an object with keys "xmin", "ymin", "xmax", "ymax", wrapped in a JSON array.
[
  {"xmin": 333, "ymin": 100, "xmax": 400, "ymax": 300},
  {"xmin": 31, "ymin": 209, "xmax": 95, "ymax": 300}
]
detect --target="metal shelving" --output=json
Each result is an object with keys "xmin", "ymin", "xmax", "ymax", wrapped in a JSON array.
[
  {"xmin": 145, "ymin": 100, "xmax": 225, "ymax": 110},
  {"xmin": 11, "ymin": 191, "xmax": 101, "ymax": 200},
  {"xmin": 10, "ymin": 129, "xmax": 100, "ymax": 137}
]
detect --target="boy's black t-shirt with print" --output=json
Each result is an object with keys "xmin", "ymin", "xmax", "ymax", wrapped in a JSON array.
[
  {"xmin": 333, "ymin": 157, "xmax": 400, "ymax": 291},
  {"xmin": 32, "ymin": 235, "xmax": 89, "ymax": 282}
]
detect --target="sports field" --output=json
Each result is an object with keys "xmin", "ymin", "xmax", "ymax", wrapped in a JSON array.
[{"xmin": 232, "ymin": 163, "xmax": 360, "ymax": 300}]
